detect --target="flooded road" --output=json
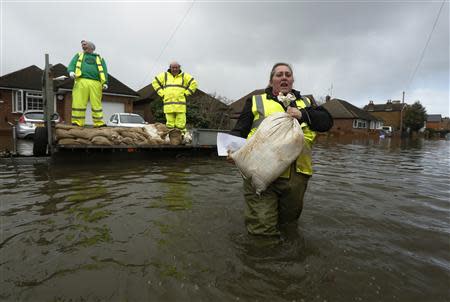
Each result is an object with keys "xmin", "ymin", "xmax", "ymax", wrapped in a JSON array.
[{"xmin": 1, "ymin": 137, "xmax": 449, "ymax": 301}]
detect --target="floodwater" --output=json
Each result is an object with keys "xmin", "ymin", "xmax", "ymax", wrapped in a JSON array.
[{"xmin": 0, "ymin": 137, "xmax": 449, "ymax": 302}]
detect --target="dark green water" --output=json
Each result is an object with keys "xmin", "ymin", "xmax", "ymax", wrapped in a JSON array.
[{"xmin": 1, "ymin": 137, "xmax": 449, "ymax": 301}]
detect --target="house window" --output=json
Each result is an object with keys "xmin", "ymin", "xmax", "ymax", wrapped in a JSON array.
[
  {"xmin": 13, "ymin": 90, "xmax": 24, "ymax": 112},
  {"xmin": 26, "ymin": 92, "xmax": 43, "ymax": 110},
  {"xmin": 12, "ymin": 90, "xmax": 43, "ymax": 112},
  {"xmin": 353, "ymin": 119, "xmax": 367, "ymax": 129}
]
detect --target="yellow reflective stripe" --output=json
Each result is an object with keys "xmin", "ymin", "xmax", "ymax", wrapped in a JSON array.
[
  {"xmin": 96, "ymin": 55, "xmax": 106, "ymax": 84},
  {"xmin": 75, "ymin": 52, "xmax": 84, "ymax": 77},
  {"xmin": 164, "ymin": 101, "xmax": 186, "ymax": 105},
  {"xmin": 72, "ymin": 107, "xmax": 86, "ymax": 111},
  {"xmin": 251, "ymin": 95, "xmax": 265, "ymax": 129},
  {"xmin": 71, "ymin": 115, "xmax": 85, "ymax": 119},
  {"xmin": 165, "ymin": 84, "xmax": 186, "ymax": 88},
  {"xmin": 186, "ymin": 77, "xmax": 194, "ymax": 89},
  {"xmin": 91, "ymin": 108, "xmax": 103, "ymax": 113},
  {"xmin": 92, "ymin": 116, "xmax": 104, "ymax": 120},
  {"xmin": 154, "ymin": 76, "xmax": 164, "ymax": 90}
]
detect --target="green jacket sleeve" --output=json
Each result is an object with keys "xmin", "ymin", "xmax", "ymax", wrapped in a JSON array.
[
  {"xmin": 67, "ymin": 53, "xmax": 79, "ymax": 73},
  {"xmin": 101, "ymin": 57, "xmax": 109, "ymax": 84}
]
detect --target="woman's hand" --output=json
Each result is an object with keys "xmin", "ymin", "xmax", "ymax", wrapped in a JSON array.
[
  {"xmin": 286, "ymin": 107, "xmax": 302, "ymax": 119},
  {"xmin": 226, "ymin": 150, "xmax": 235, "ymax": 164}
]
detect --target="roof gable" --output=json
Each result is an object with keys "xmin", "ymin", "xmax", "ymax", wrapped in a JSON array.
[
  {"xmin": 0, "ymin": 65, "xmax": 43, "ymax": 90},
  {"xmin": 427, "ymin": 114, "xmax": 442, "ymax": 122},
  {"xmin": 323, "ymin": 99, "xmax": 380, "ymax": 121},
  {"xmin": 135, "ymin": 83, "xmax": 223, "ymax": 105},
  {"xmin": 363, "ymin": 101, "xmax": 406, "ymax": 112},
  {"xmin": 52, "ymin": 63, "xmax": 138, "ymax": 96},
  {"xmin": 0, "ymin": 64, "xmax": 138, "ymax": 97}
]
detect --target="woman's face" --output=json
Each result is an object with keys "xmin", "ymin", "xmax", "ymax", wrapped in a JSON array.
[{"xmin": 271, "ymin": 65, "xmax": 294, "ymax": 95}]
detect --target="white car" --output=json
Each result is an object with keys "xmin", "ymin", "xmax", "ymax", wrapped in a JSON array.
[
  {"xmin": 381, "ymin": 126, "xmax": 393, "ymax": 136},
  {"xmin": 107, "ymin": 113, "xmax": 147, "ymax": 127}
]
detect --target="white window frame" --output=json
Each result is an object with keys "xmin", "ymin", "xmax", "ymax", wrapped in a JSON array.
[
  {"xmin": 11, "ymin": 89, "xmax": 45, "ymax": 113},
  {"xmin": 26, "ymin": 92, "xmax": 44, "ymax": 111},
  {"xmin": 369, "ymin": 120, "xmax": 382, "ymax": 130},
  {"xmin": 353, "ymin": 119, "xmax": 367, "ymax": 129},
  {"xmin": 12, "ymin": 90, "xmax": 24, "ymax": 113}
]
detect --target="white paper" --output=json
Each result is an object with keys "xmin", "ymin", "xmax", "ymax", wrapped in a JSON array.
[{"xmin": 216, "ymin": 132, "xmax": 247, "ymax": 156}]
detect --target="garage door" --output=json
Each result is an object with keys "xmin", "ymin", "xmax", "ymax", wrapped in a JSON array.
[{"xmin": 85, "ymin": 101, "xmax": 125, "ymax": 125}]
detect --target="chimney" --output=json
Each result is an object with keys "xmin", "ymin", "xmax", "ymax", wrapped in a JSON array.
[{"xmin": 325, "ymin": 95, "xmax": 331, "ymax": 102}]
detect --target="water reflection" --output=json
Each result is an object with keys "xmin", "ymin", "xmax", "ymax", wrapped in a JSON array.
[{"xmin": 0, "ymin": 138, "xmax": 449, "ymax": 301}]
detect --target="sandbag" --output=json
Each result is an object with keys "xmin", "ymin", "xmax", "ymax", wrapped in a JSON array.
[
  {"xmin": 91, "ymin": 136, "xmax": 113, "ymax": 145},
  {"xmin": 169, "ymin": 129, "xmax": 183, "ymax": 145},
  {"xmin": 55, "ymin": 128, "xmax": 75, "ymax": 139},
  {"xmin": 230, "ymin": 112, "xmax": 304, "ymax": 195},
  {"xmin": 58, "ymin": 138, "xmax": 80, "ymax": 145}
]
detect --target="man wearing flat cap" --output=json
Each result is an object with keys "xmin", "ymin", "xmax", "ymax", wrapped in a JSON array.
[
  {"xmin": 152, "ymin": 61, "xmax": 197, "ymax": 133},
  {"xmin": 67, "ymin": 40, "xmax": 109, "ymax": 127}
]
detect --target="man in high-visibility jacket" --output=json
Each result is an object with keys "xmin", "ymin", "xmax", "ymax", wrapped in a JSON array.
[
  {"xmin": 67, "ymin": 40, "xmax": 108, "ymax": 127},
  {"xmin": 152, "ymin": 62, "xmax": 198, "ymax": 132}
]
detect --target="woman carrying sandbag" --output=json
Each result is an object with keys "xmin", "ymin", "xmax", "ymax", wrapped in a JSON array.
[{"xmin": 229, "ymin": 62, "xmax": 333, "ymax": 236}]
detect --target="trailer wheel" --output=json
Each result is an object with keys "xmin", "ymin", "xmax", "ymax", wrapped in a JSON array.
[{"xmin": 33, "ymin": 127, "xmax": 48, "ymax": 156}]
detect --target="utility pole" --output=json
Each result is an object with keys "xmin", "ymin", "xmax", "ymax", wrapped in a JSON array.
[{"xmin": 400, "ymin": 91, "xmax": 405, "ymax": 135}]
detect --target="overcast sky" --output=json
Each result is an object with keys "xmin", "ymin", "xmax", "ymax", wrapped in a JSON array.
[{"xmin": 1, "ymin": 0, "xmax": 449, "ymax": 116}]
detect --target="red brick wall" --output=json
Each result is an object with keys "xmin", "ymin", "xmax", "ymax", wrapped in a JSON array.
[
  {"xmin": 426, "ymin": 121, "xmax": 442, "ymax": 130},
  {"xmin": 329, "ymin": 118, "xmax": 375, "ymax": 135},
  {"xmin": 0, "ymin": 89, "xmax": 22, "ymax": 132},
  {"xmin": 369, "ymin": 111, "xmax": 402, "ymax": 130},
  {"xmin": 0, "ymin": 89, "xmax": 135, "ymax": 130}
]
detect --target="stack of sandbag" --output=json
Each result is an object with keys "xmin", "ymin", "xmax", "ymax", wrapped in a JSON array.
[
  {"xmin": 55, "ymin": 123, "xmax": 184, "ymax": 146},
  {"xmin": 230, "ymin": 112, "xmax": 304, "ymax": 195}
]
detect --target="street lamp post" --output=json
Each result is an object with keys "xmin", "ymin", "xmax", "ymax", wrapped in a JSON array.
[{"xmin": 400, "ymin": 91, "xmax": 405, "ymax": 136}]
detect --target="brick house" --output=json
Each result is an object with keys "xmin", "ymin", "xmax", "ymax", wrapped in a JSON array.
[
  {"xmin": 0, "ymin": 64, "xmax": 139, "ymax": 131},
  {"xmin": 426, "ymin": 114, "xmax": 443, "ymax": 130},
  {"xmin": 322, "ymin": 98, "xmax": 382, "ymax": 134},
  {"xmin": 363, "ymin": 100, "xmax": 407, "ymax": 131}
]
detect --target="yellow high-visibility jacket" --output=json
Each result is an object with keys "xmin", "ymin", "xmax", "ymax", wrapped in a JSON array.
[
  {"xmin": 248, "ymin": 93, "xmax": 316, "ymax": 177},
  {"xmin": 152, "ymin": 71, "xmax": 198, "ymax": 113}
]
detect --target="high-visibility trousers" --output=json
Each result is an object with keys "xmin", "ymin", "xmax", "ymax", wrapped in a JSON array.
[
  {"xmin": 71, "ymin": 78, "xmax": 105, "ymax": 127},
  {"xmin": 165, "ymin": 112, "xmax": 186, "ymax": 132}
]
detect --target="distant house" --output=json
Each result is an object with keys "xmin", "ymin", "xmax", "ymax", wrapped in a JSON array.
[
  {"xmin": 426, "ymin": 114, "xmax": 442, "ymax": 130},
  {"xmin": 0, "ymin": 64, "xmax": 138, "ymax": 131},
  {"xmin": 363, "ymin": 100, "xmax": 407, "ymax": 131},
  {"xmin": 442, "ymin": 117, "xmax": 450, "ymax": 131},
  {"xmin": 133, "ymin": 83, "xmax": 231, "ymax": 129},
  {"xmin": 322, "ymin": 98, "xmax": 382, "ymax": 134},
  {"xmin": 228, "ymin": 89, "xmax": 317, "ymax": 129}
]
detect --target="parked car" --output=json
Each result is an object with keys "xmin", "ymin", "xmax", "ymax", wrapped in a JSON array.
[
  {"xmin": 15, "ymin": 110, "xmax": 60, "ymax": 139},
  {"xmin": 107, "ymin": 113, "xmax": 147, "ymax": 127}
]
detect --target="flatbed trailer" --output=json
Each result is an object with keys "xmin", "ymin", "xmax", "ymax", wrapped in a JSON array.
[{"xmin": 33, "ymin": 54, "xmax": 224, "ymax": 158}]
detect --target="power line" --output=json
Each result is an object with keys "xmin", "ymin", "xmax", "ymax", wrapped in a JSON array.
[
  {"xmin": 406, "ymin": 0, "xmax": 446, "ymax": 91},
  {"xmin": 137, "ymin": 0, "xmax": 195, "ymax": 90}
]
